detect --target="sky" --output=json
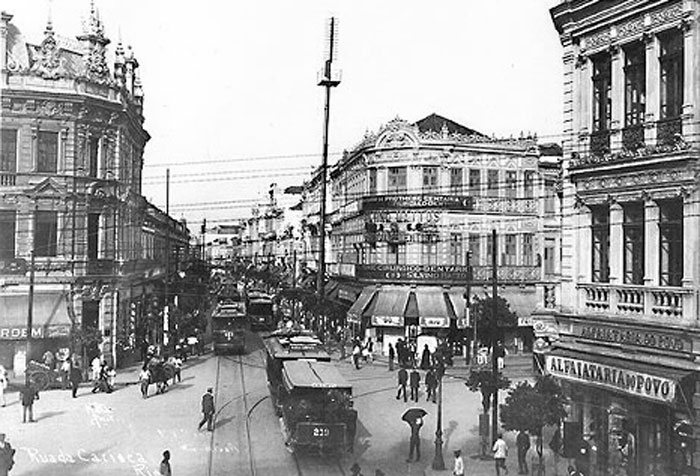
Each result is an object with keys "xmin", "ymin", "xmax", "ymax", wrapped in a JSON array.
[{"xmin": 4, "ymin": 0, "xmax": 564, "ymax": 229}]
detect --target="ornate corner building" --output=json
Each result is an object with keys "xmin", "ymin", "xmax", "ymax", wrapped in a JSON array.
[
  {"xmin": 0, "ymin": 7, "xmax": 189, "ymax": 374},
  {"xmin": 548, "ymin": 1, "xmax": 700, "ymax": 474}
]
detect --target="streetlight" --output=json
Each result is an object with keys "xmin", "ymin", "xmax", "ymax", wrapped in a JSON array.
[{"xmin": 432, "ymin": 356, "xmax": 446, "ymax": 470}]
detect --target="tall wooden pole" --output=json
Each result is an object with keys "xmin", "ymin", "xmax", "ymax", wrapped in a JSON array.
[
  {"xmin": 491, "ymin": 229, "xmax": 499, "ymax": 444},
  {"xmin": 25, "ymin": 250, "xmax": 35, "ymax": 387},
  {"xmin": 164, "ymin": 169, "xmax": 170, "ymax": 347}
]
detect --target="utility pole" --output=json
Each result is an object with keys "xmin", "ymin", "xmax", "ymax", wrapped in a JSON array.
[
  {"xmin": 491, "ymin": 229, "xmax": 499, "ymax": 444},
  {"xmin": 292, "ymin": 247, "xmax": 297, "ymax": 321},
  {"xmin": 164, "ymin": 169, "xmax": 170, "ymax": 347},
  {"xmin": 465, "ymin": 250, "xmax": 473, "ymax": 363},
  {"xmin": 25, "ymin": 250, "xmax": 35, "ymax": 387},
  {"xmin": 316, "ymin": 16, "xmax": 341, "ymax": 300}
]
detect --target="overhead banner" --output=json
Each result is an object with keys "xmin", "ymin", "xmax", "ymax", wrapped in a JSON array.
[
  {"xmin": 545, "ymin": 355, "xmax": 678, "ymax": 403},
  {"xmin": 362, "ymin": 194, "xmax": 474, "ymax": 211}
]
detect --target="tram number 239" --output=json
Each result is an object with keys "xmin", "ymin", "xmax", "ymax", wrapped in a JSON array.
[{"xmin": 312, "ymin": 426, "xmax": 330, "ymax": 438}]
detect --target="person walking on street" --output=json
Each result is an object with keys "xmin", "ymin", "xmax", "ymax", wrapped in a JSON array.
[
  {"xmin": 388, "ymin": 343, "xmax": 395, "ymax": 371},
  {"xmin": 409, "ymin": 369, "xmax": 421, "ymax": 402},
  {"xmin": 453, "ymin": 449, "xmax": 464, "ymax": 476},
  {"xmin": 0, "ymin": 433, "xmax": 15, "ymax": 476},
  {"xmin": 198, "ymin": 388, "xmax": 215, "ymax": 431},
  {"xmin": 20, "ymin": 384, "xmax": 38, "ymax": 423},
  {"xmin": 425, "ymin": 368, "xmax": 436, "ymax": 403},
  {"xmin": 352, "ymin": 342, "xmax": 362, "ymax": 370},
  {"xmin": 406, "ymin": 416, "xmax": 424, "ymax": 462},
  {"xmin": 493, "ymin": 433, "xmax": 509, "ymax": 476},
  {"xmin": 396, "ymin": 367, "xmax": 408, "ymax": 402},
  {"xmin": 516, "ymin": 430, "xmax": 530, "ymax": 474},
  {"xmin": 0, "ymin": 365, "xmax": 7, "ymax": 407},
  {"xmin": 420, "ymin": 344, "xmax": 431, "ymax": 370},
  {"xmin": 159, "ymin": 450, "xmax": 172, "ymax": 476},
  {"xmin": 69, "ymin": 362, "xmax": 82, "ymax": 398},
  {"xmin": 60, "ymin": 358, "xmax": 71, "ymax": 390}
]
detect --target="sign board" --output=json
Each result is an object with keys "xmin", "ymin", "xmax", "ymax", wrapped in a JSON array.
[
  {"xmin": 419, "ymin": 316, "xmax": 449, "ymax": 328},
  {"xmin": 362, "ymin": 194, "xmax": 474, "ymax": 211},
  {"xmin": 357, "ymin": 264, "xmax": 469, "ymax": 284},
  {"xmin": 0, "ymin": 325, "xmax": 71, "ymax": 340},
  {"xmin": 545, "ymin": 355, "xmax": 678, "ymax": 403},
  {"xmin": 370, "ymin": 315, "xmax": 404, "ymax": 327},
  {"xmin": 518, "ymin": 316, "xmax": 534, "ymax": 327},
  {"xmin": 296, "ymin": 422, "xmax": 346, "ymax": 447},
  {"xmin": 577, "ymin": 323, "xmax": 691, "ymax": 353}
]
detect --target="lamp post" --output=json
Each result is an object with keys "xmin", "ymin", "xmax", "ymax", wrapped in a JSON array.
[
  {"xmin": 432, "ymin": 358, "xmax": 446, "ymax": 470},
  {"xmin": 25, "ymin": 250, "xmax": 35, "ymax": 387}
]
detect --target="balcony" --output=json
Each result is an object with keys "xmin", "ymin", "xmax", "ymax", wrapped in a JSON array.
[
  {"xmin": 578, "ymin": 283, "xmax": 694, "ymax": 322},
  {"xmin": 0, "ymin": 173, "xmax": 16, "ymax": 186},
  {"xmin": 590, "ymin": 130, "xmax": 611, "ymax": 157},
  {"xmin": 621, "ymin": 125, "xmax": 644, "ymax": 152},
  {"xmin": 657, "ymin": 117, "xmax": 682, "ymax": 146}
]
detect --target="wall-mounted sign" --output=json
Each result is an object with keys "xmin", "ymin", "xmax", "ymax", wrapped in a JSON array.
[
  {"xmin": 0, "ymin": 325, "xmax": 71, "ymax": 340},
  {"xmin": 545, "ymin": 355, "xmax": 678, "ymax": 403},
  {"xmin": 371, "ymin": 315, "xmax": 404, "ymax": 327},
  {"xmin": 578, "ymin": 323, "xmax": 690, "ymax": 353},
  {"xmin": 357, "ymin": 264, "xmax": 469, "ymax": 284},
  {"xmin": 420, "ymin": 316, "xmax": 449, "ymax": 328},
  {"xmin": 362, "ymin": 194, "xmax": 474, "ymax": 211}
]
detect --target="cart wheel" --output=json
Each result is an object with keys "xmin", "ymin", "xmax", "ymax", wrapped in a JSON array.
[{"xmin": 30, "ymin": 371, "xmax": 49, "ymax": 391}]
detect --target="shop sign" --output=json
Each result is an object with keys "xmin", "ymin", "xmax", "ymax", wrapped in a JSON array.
[
  {"xmin": 457, "ymin": 318, "xmax": 469, "ymax": 329},
  {"xmin": 357, "ymin": 264, "xmax": 469, "ymax": 284},
  {"xmin": 371, "ymin": 315, "xmax": 404, "ymax": 327},
  {"xmin": 0, "ymin": 325, "xmax": 71, "ymax": 340},
  {"xmin": 578, "ymin": 324, "xmax": 690, "ymax": 352},
  {"xmin": 362, "ymin": 194, "xmax": 474, "ymax": 211},
  {"xmin": 545, "ymin": 355, "xmax": 677, "ymax": 403},
  {"xmin": 419, "ymin": 316, "xmax": 449, "ymax": 328},
  {"xmin": 337, "ymin": 288, "xmax": 356, "ymax": 302},
  {"xmin": 518, "ymin": 317, "xmax": 534, "ymax": 327}
]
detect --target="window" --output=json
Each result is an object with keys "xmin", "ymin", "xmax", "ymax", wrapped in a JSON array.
[
  {"xmin": 450, "ymin": 168, "xmax": 463, "ymax": 194},
  {"xmin": 423, "ymin": 166, "xmax": 438, "ymax": 192},
  {"xmin": 591, "ymin": 205, "xmax": 610, "ymax": 283},
  {"xmin": 468, "ymin": 234, "xmax": 480, "ymax": 266},
  {"xmin": 388, "ymin": 167, "xmax": 407, "ymax": 193},
  {"xmin": 544, "ymin": 238, "xmax": 556, "ymax": 276},
  {"xmin": 368, "ymin": 168, "xmax": 377, "ymax": 195},
  {"xmin": 35, "ymin": 211, "xmax": 58, "ymax": 257},
  {"xmin": 624, "ymin": 43, "xmax": 646, "ymax": 126},
  {"xmin": 502, "ymin": 234, "xmax": 517, "ymax": 266},
  {"xmin": 487, "ymin": 170, "xmax": 499, "ymax": 197},
  {"xmin": 486, "ymin": 233, "xmax": 494, "ymax": 265},
  {"xmin": 449, "ymin": 233, "xmax": 463, "ymax": 265},
  {"xmin": 623, "ymin": 203, "xmax": 644, "ymax": 285},
  {"xmin": 422, "ymin": 242, "xmax": 438, "ymax": 265},
  {"xmin": 1, "ymin": 129, "xmax": 17, "ymax": 172},
  {"xmin": 388, "ymin": 242, "xmax": 406, "ymax": 265},
  {"xmin": 87, "ymin": 213, "xmax": 100, "ymax": 259},
  {"xmin": 37, "ymin": 131, "xmax": 58, "ymax": 173},
  {"xmin": 522, "ymin": 233, "xmax": 534, "ymax": 266},
  {"xmin": 659, "ymin": 199, "xmax": 683, "ymax": 286},
  {"xmin": 0, "ymin": 210, "xmax": 16, "ymax": 261},
  {"xmin": 660, "ymin": 30, "xmax": 684, "ymax": 119},
  {"xmin": 544, "ymin": 179, "xmax": 556, "ymax": 214},
  {"xmin": 505, "ymin": 171, "xmax": 517, "ymax": 199},
  {"xmin": 523, "ymin": 171, "xmax": 535, "ymax": 199},
  {"xmin": 88, "ymin": 137, "xmax": 100, "ymax": 178},
  {"xmin": 469, "ymin": 169, "xmax": 481, "ymax": 196},
  {"xmin": 592, "ymin": 53, "xmax": 612, "ymax": 132}
]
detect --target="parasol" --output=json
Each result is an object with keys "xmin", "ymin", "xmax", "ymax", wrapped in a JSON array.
[{"xmin": 401, "ymin": 407, "xmax": 427, "ymax": 427}]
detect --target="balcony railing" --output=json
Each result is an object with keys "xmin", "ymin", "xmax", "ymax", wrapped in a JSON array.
[
  {"xmin": 578, "ymin": 283, "xmax": 694, "ymax": 321},
  {"xmin": 0, "ymin": 173, "xmax": 16, "ymax": 186},
  {"xmin": 544, "ymin": 285, "xmax": 556, "ymax": 309},
  {"xmin": 621, "ymin": 125, "xmax": 644, "ymax": 152},
  {"xmin": 590, "ymin": 130, "xmax": 611, "ymax": 157},
  {"xmin": 657, "ymin": 117, "xmax": 682, "ymax": 146}
]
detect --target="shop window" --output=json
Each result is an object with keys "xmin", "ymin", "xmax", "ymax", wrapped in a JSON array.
[
  {"xmin": 35, "ymin": 211, "xmax": 58, "ymax": 257},
  {"xmin": 487, "ymin": 170, "xmax": 499, "ymax": 197},
  {"xmin": 422, "ymin": 166, "xmax": 438, "ymax": 192},
  {"xmin": 37, "ymin": 131, "xmax": 58, "ymax": 173},
  {"xmin": 450, "ymin": 168, "xmax": 463, "ymax": 194},
  {"xmin": 591, "ymin": 205, "xmax": 610, "ymax": 282},
  {"xmin": 659, "ymin": 198, "xmax": 683, "ymax": 287},
  {"xmin": 468, "ymin": 169, "xmax": 481, "ymax": 196},
  {"xmin": 623, "ymin": 202, "xmax": 644, "ymax": 285},
  {"xmin": 449, "ymin": 233, "xmax": 463, "ymax": 265},
  {"xmin": 388, "ymin": 166, "xmax": 407, "ymax": 193},
  {"xmin": 0, "ymin": 210, "xmax": 16, "ymax": 261}
]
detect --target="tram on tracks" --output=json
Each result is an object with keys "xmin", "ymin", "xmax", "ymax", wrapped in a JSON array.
[
  {"xmin": 212, "ymin": 287, "xmax": 249, "ymax": 354},
  {"xmin": 246, "ymin": 289, "xmax": 275, "ymax": 331}
]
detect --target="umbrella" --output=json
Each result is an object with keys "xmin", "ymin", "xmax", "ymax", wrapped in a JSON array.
[{"xmin": 401, "ymin": 408, "xmax": 427, "ymax": 427}]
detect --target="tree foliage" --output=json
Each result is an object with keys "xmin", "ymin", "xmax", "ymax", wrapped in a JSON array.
[
  {"xmin": 465, "ymin": 369, "xmax": 511, "ymax": 414},
  {"xmin": 470, "ymin": 295, "xmax": 518, "ymax": 344}
]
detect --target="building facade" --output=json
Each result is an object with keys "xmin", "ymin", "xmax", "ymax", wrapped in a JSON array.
[
  {"xmin": 548, "ymin": 1, "xmax": 700, "ymax": 474},
  {"xmin": 0, "ymin": 8, "xmax": 188, "ymax": 373}
]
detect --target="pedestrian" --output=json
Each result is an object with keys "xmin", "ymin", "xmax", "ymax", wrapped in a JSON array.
[
  {"xmin": 420, "ymin": 344, "xmax": 431, "ymax": 370},
  {"xmin": 495, "ymin": 340, "xmax": 506, "ymax": 370},
  {"xmin": 69, "ymin": 362, "xmax": 82, "ymax": 398},
  {"xmin": 20, "ymin": 384, "xmax": 38, "ymax": 423},
  {"xmin": 60, "ymin": 357, "xmax": 71, "ymax": 390},
  {"xmin": 198, "ymin": 387, "xmax": 215, "ymax": 431},
  {"xmin": 364, "ymin": 337, "xmax": 374, "ymax": 364},
  {"xmin": 406, "ymin": 416, "xmax": 423, "ymax": 462},
  {"xmin": 346, "ymin": 401, "xmax": 358, "ymax": 453},
  {"xmin": 352, "ymin": 342, "xmax": 362, "ymax": 370},
  {"xmin": 493, "ymin": 433, "xmax": 509, "ymax": 476},
  {"xmin": 168, "ymin": 355, "xmax": 182, "ymax": 383},
  {"xmin": 425, "ymin": 368, "xmax": 436, "ymax": 403},
  {"xmin": 409, "ymin": 369, "xmax": 421, "ymax": 402},
  {"xmin": 0, "ymin": 433, "xmax": 15, "ymax": 476},
  {"xmin": 396, "ymin": 367, "xmax": 408, "ymax": 402},
  {"xmin": 0, "ymin": 365, "xmax": 7, "ymax": 407},
  {"xmin": 388, "ymin": 343, "xmax": 395, "ymax": 371},
  {"xmin": 42, "ymin": 350, "xmax": 54, "ymax": 369},
  {"xmin": 159, "ymin": 450, "xmax": 172, "ymax": 476},
  {"xmin": 453, "ymin": 449, "xmax": 464, "ymax": 476},
  {"xmin": 397, "ymin": 339, "xmax": 406, "ymax": 367},
  {"xmin": 516, "ymin": 430, "xmax": 530, "ymax": 474}
]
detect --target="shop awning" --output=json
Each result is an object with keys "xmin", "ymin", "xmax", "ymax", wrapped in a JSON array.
[
  {"xmin": 324, "ymin": 280, "xmax": 340, "ymax": 300},
  {"xmin": 347, "ymin": 287, "xmax": 375, "ymax": 324},
  {"xmin": 446, "ymin": 290, "xmax": 469, "ymax": 329},
  {"xmin": 546, "ymin": 346, "xmax": 695, "ymax": 405},
  {"xmin": 368, "ymin": 287, "xmax": 409, "ymax": 327},
  {"xmin": 415, "ymin": 287, "xmax": 450, "ymax": 328},
  {"xmin": 0, "ymin": 292, "xmax": 73, "ymax": 340}
]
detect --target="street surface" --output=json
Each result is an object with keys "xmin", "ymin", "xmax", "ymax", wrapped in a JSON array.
[{"xmin": 0, "ymin": 335, "xmax": 563, "ymax": 476}]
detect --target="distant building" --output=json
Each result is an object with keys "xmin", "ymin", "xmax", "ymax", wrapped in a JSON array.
[{"xmin": 0, "ymin": 8, "xmax": 188, "ymax": 373}]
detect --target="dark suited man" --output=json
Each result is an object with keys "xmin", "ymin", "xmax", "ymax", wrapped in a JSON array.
[
  {"xmin": 198, "ymin": 388, "xmax": 215, "ymax": 431},
  {"xmin": 409, "ymin": 369, "xmax": 421, "ymax": 402},
  {"xmin": 396, "ymin": 368, "xmax": 408, "ymax": 402}
]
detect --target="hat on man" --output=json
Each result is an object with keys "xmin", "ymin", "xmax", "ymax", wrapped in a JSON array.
[{"xmin": 453, "ymin": 449, "xmax": 461, "ymax": 455}]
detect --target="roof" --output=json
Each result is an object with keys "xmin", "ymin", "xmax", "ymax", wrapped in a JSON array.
[
  {"xmin": 263, "ymin": 334, "xmax": 331, "ymax": 361},
  {"xmin": 282, "ymin": 360, "xmax": 352, "ymax": 392},
  {"xmin": 413, "ymin": 113, "xmax": 487, "ymax": 138}
]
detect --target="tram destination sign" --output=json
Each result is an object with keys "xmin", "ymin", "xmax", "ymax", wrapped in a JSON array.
[
  {"xmin": 577, "ymin": 323, "xmax": 691, "ymax": 353},
  {"xmin": 545, "ymin": 355, "xmax": 678, "ymax": 403},
  {"xmin": 361, "ymin": 194, "xmax": 474, "ymax": 211}
]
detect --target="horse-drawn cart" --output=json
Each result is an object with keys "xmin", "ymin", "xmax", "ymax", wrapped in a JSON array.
[{"xmin": 26, "ymin": 360, "xmax": 63, "ymax": 391}]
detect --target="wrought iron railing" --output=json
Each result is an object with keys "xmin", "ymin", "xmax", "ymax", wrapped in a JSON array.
[
  {"xmin": 621, "ymin": 125, "xmax": 644, "ymax": 151},
  {"xmin": 657, "ymin": 117, "xmax": 682, "ymax": 146},
  {"xmin": 590, "ymin": 130, "xmax": 611, "ymax": 157}
]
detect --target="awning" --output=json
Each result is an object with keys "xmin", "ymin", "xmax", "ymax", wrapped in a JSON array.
[
  {"xmin": 336, "ymin": 283, "xmax": 362, "ymax": 303},
  {"xmin": 546, "ymin": 346, "xmax": 695, "ymax": 405},
  {"xmin": 324, "ymin": 280, "xmax": 340, "ymax": 300},
  {"xmin": 415, "ymin": 287, "xmax": 450, "ymax": 328},
  {"xmin": 367, "ymin": 287, "xmax": 409, "ymax": 327},
  {"xmin": 447, "ymin": 290, "xmax": 468, "ymax": 329},
  {"xmin": 347, "ymin": 287, "xmax": 375, "ymax": 324},
  {"xmin": 0, "ymin": 292, "xmax": 73, "ymax": 340}
]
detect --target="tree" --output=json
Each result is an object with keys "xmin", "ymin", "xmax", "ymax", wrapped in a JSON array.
[
  {"xmin": 470, "ymin": 295, "xmax": 518, "ymax": 345},
  {"xmin": 465, "ymin": 369, "xmax": 511, "ymax": 414},
  {"xmin": 500, "ymin": 375, "xmax": 568, "ymax": 466}
]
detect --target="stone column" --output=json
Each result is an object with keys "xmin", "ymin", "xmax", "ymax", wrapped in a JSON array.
[
  {"xmin": 0, "ymin": 12, "xmax": 12, "ymax": 86},
  {"xmin": 682, "ymin": 20, "xmax": 696, "ymax": 141},
  {"xmin": 644, "ymin": 34, "xmax": 660, "ymax": 145},
  {"xmin": 610, "ymin": 46, "xmax": 624, "ymax": 152},
  {"xmin": 682, "ymin": 192, "xmax": 698, "ymax": 287},
  {"xmin": 609, "ymin": 202, "xmax": 623, "ymax": 283},
  {"xmin": 643, "ymin": 200, "xmax": 659, "ymax": 287}
]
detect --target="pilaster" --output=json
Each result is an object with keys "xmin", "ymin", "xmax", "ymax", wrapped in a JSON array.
[
  {"xmin": 578, "ymin": 205, "xmax": 593, "ymax": 284},
  {"xmin": 643, "ymin": 200, "xmax": 659, "ymax": 287},
  {"xmin": 645, "ymin": 34, "xmax": 660, "ymax": 145},
  {"xmin": 682, "ymin": 19, "xmax": 696, "ymax": 141},
  {"xmin": 609, "ymin": 202, "xmax": 623, "ymax": 284},
  {"xmin": 682, "ymin": 192, "xmax": 698, "ymax": 287},
  {"xmin": 610, "ymin": 46, "xmax": 624, "ymax": 152}
]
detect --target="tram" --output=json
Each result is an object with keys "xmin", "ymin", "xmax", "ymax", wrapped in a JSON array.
[
  {"xmin": 279, "ymin": 360, "xmax": 356, "ymax": 454},
  {"xmin": 247, "ymin": 290, "xmax": 275, "ymax": 331},
  {"xmin": 212, "ymin": 287, "xmax": 249, "ymax": 354}
]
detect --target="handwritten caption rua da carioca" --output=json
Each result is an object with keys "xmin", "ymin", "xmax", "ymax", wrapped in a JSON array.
[{"xmin": 20, "ymin": 447, "xmax": 159, "ymax": 475}]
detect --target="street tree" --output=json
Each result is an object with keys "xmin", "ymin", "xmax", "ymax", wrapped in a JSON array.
[
  {"xmin": 465, "ymin": 368, "xmax": 511, "ymax": 414},
  {"xmin": 500, "ymin": 375, "xmax": 568, "ymax": 466},
  {"xmin": 470, "ymin": 295, "xmax": 518, "ymax": 345}
]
